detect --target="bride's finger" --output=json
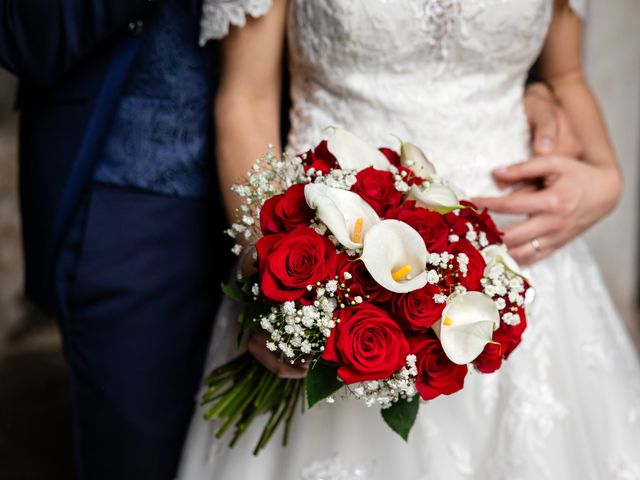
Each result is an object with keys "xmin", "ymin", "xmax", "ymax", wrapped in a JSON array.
[
  {"xmin": 508, "ymin": 232, "xmax": 565, "ymax": 266},
  {"xmin": 492, "ymin": 156, "xmax": 564, "ymax": 183},
  {"xmin": 509, "ymin": 183, "xmax": 540, "ymax": 195},
  {"xmin": 472, "ymin": 189, "xmax": 555, "ymax": 215},
  {"xmin": 247, "ymin": 332, "xmax": 309, "ymax": 378},
  {"xmin": 502, "ymin": 214, "xmax": 560, "ymax": 248}
]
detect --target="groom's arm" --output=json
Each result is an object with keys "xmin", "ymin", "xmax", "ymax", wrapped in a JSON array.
[
  {"xmin": 524, "ymin": 80, "xmax": 583, "ymax": 158},
  {"xmin": 0, "ymin": 0, "xmax": 158, "ymax": 86}
]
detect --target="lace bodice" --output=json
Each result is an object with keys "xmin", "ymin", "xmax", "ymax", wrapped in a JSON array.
[{"xmin": 286, "ymin": 0, "xmax": 559, "ymax": 199}]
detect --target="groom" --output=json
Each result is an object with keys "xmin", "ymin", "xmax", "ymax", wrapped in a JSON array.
[
  {"xmin": 0, "ymin": 1, "xmax": 231, "ymax": 478},
  {"xmin": 0, "ymin": 1, "xmax": 581, "ymax": 479}
]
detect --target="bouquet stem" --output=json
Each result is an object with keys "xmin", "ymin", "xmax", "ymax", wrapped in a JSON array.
[{"xmin": 201, "ymin": 353, "xmax": 304, "ymax": 455}]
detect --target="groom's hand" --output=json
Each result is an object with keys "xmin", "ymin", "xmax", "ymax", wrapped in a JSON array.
[
  {"xmin": 524, "ymin": 82, "xmax": 582, "ymax": 159},
  {"xmin": 247, "ymin": 331, "xmax": 310, "ymax": 379}
]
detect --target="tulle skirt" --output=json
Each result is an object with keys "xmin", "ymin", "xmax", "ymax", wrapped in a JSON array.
[{"xmin": 177, "ymin": 239, "xmax": 640, "ymax": 480}]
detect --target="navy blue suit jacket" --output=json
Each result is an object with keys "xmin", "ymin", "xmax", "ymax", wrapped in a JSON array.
[{"xmin": 0, "ymin": 0, "xmax": 207, "ymax": 313}]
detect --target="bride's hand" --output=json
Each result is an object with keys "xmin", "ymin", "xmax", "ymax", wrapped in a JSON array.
[
  {"xmin": 472, "ymin": 155, "xmax": 622, "ymax": 265},
  {"xmin": 247, "ymin": 331, "xmax": 310, "ymax": 379}
]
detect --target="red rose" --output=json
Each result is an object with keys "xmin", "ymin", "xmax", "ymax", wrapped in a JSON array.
[
  {"xmin": 445, "ymin": 201, "xmax": 502, "ymax": 245},
  {"xmin": 302, "ymin": 140, "xmax": 338, "ymax": 174},
  {"xmin": 493, "ymin": 307, "xmax": 527, "ymax": 358},
  {"xmin": 386, "ymin": 201, "xmax": 449, "ymax": 252},
  {"xmin": 472, "ymin": 342, "xmax": 503, "ymax": 374},
  {"xmin": 409, "ymin": 333, "xmax": 468, "ymax": 400},
  {"xmin": 337, "ymin": 254, "xmax": 392, "ymax": 305},
  {"xmin": 323, "ymin": 304, "xmax": 410, "ymax": 384},
  {"xmin": 379, "ymin": 147, "xmax": 401, "ymax": 166},
  {"xmin": 448, "ymin": 240, "xmax": 486, "ymax": 291},
  {"xmin": 256, "ymin": 227, "xmax": 337, "ymax": 302},
  {"xmin": 392, "ymin": 285, "xmax": 445, "ymax": 332},
  {"xmin": 351, "ymin": 167, "xmax": 402, "ymax": 216},
  {"xmin": 260, "ymin": 184, "xmax": 315, "ymax": 235}
]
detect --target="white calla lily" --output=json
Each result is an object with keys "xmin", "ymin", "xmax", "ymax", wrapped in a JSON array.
[
  {"xmin": 482, "ymin": 244, "xmax": 535, "ymax": 304},
  {"xmin": 408, "ymin": 182, "xmax": 460, "ymax": 211},
  {"xmin": 360, "ymin": 220, "xmax": 428, "ymax": 293},
  {"xmin": 327, "ymin": 128, "xmax": 390, "ymax": 172},
  {"xmin": 304, "ymin": 183, "xmax": 380, "ymax": 249},
  {"xmin": 400, "ymin": 141, "xmax": 437, "ymax": 178},
  {"xmin": 433, "ymin": 291, "xmax": 500, "ymax": 365}
]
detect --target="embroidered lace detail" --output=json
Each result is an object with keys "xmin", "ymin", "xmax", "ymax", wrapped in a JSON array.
[
  {"xmin": 199, "ymin": 0, "xmax": 272, "ymax": 45},
  {"xmin": 301, "ymin": 456, "xmax": 374, "ymax": 480},
  {"xmin": 608, "ymin": 453, "xmax": 640, "ymax": 480},
  {"xmin": 410, "ymin": 0, "xmax": 462, "ymax": 58}
]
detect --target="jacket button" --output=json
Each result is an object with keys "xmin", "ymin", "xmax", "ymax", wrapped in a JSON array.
[{"xmin": 128, "ymin": 20, "xmax": 144, "ymax": 35}]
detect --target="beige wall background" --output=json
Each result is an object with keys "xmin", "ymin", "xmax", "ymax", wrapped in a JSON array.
[{"xmin": 583, "ymin": 0, "xmax": 640, "ymax": 314}]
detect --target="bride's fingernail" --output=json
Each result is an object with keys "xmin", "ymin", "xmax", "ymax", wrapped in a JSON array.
[{"xmin": 493, "ymin": 166, "xmax": 508, "ymax": 175}]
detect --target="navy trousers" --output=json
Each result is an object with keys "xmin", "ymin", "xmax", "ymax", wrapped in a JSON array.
[{"xmin": 58, "ymin": 184, "xmax": 229, "ymax": 479}]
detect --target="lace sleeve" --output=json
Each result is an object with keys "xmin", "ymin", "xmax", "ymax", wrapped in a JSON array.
[
  {"xmin": 569, "ymin": 0, "xmax": 588, "ymax": 20},
  {"xmin": 199, "ymin": 0, "xmax": 273, "ymax": 46}
]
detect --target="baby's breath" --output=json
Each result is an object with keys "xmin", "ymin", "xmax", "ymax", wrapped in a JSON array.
[
  {"xmin": 480, "ymin": 256, "xmax": 529, "ymax": 325},
  {"xmin": 228, "ymin": 149, "xmax": 307, "ymax": 254},
  {"xmin": 349, "ymin": 355, "xmax": 419, "ymax": 408}
]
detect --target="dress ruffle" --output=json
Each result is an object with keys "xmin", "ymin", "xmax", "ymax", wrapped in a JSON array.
[{"xmin": 199, "ymin": 0, "xmax": 273, "ymax": 45}]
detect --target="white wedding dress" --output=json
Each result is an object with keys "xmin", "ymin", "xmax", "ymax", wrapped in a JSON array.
[{"xmin": 179, "ymin": 1, "xmax": 640, "ymax": 478}]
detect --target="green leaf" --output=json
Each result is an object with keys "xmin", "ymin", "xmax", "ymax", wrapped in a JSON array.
[
  {"xmin": 305, "ymin": 359, "xmax": 343, "ymax": 408},
  {"xmin": 381, "ymin": 395, "xmax": 420, "ymax": 441},
  {"xmin": 241, "ymin": 274, "xmax": 260, "ymax": 296},
  {"xmin": 221, "ymin": 281, "xmax": 249, "ymax": 302},
  {"xmin": 236, "ymin": 301, "xmax": 273, "ymax": 345},
  {"xmin": 433, "ymin": 204, "xmax": 469, "ymax": 214}
]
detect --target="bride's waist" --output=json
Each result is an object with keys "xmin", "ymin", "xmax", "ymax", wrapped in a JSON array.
[{"xmin": 288, "ymin": 121, "xmax": 530, "ymax": 198}]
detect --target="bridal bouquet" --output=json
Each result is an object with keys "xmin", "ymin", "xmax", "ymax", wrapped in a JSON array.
[{"xmin": 203, "ymin": 129, "xmax": 532, "ymax": 454}]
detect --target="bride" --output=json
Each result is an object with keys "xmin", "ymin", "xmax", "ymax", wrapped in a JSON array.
[{"xmin": 180, "ymin": 1, "xmax": 640, "ymax": 478}]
